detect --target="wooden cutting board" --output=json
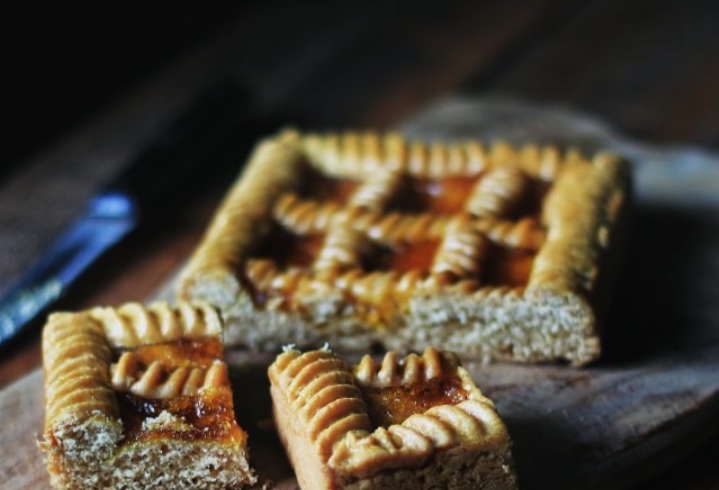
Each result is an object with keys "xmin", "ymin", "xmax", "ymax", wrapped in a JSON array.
[{"xmin": 2, "ymin": 98, "xmax": 719, "ymax": 490}]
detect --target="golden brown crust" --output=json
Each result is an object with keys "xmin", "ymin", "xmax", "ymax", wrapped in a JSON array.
[
  {"xmin": 178, "ymin": 130, "xmax": 631, "ymax": 365},
  {"xmin": 269, "ymin": 347, "xmax": 517, "ymax": 489},
  {"xmin": 529, "ymin": 151, "xmax": 630, "ymax": 293},
  {"xmin": 41, "ymin": 301, "xmax": 255, "ymax": 490},
  {"xmin": 92, "ymin": 301, "xmax": 222, "ymax": 348},
  {"xmin": 43, "ymin": 311, "xmax": 119, "ymax": 433},
  {"xmin": 110, "ymin": 354, "xmax": 230, "ymax": 398},
  {"xmin": 178, "ymin": 130, "xmax": 307, "ymax": 308}
]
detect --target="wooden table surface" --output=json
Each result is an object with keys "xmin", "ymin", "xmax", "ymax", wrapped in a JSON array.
[{"xmin": 2, "ymin": 1, "xmax": 718, "ymax": 488}]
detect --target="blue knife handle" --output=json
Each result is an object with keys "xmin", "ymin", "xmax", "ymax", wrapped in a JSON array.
[
  {"xmin": 0, "ymin": 279, "xmax": 64, "ymax": 343},
  {"xmin": 0, "ymin": 83, "xmax": 256, "ymax": 347},
  {"xmin": 0, "ymin": 83, "xmax": 259, "ymax": 348},
  {"xmin": 0, "ymin": 192, "xmax": 138, "ymax": 345}
]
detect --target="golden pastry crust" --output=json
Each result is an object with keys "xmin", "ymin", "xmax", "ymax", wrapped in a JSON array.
[
  {"xmin": 40, "ymin": 301, "xmax": 256, "ymax": 490},
  {"xmin": 269, "ymin": 347, "xmax": 518, "ymax": 489},
  {"xmin": 110, "ymin": 353, "xmax": 230, "ymax": 398},
  {"xmin": 178, "ymin": 130, "xmax": 631, "ymax": 365}
]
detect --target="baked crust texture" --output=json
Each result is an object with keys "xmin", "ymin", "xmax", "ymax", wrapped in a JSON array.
[
  {"xmin": 178, "ymin": 130, "xmax": 631, "ymax": 365},
  {"xmin": 40, "ymin": 301, "xmax": 256, "ymax": 490},
  {"xmin": 268, "ymin": 346, "xmax": 518, "ymax": 489}
]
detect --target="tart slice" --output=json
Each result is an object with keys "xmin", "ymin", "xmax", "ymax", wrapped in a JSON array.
[
  {"xmin": 40, "ymin": 301, "xmax": 256, "ymax": 490},
  {"xmin": 269, "ymin": 346, "xmax": 517, "ymax": 489}
]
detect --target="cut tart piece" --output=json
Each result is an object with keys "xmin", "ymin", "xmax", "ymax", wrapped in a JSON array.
[
  {"xmin": 177, "ymin": 129, "xmax": 631, "ymax": 366},
  {"xmin": 269, "ymin": 346, "xmax": 517, "ymax": 490},
  {"xmin": 40, "ymin": 301, "xmax": 256, "ymax": 490}
]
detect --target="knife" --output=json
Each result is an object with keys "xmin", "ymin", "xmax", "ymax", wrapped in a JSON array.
[{"xmin": 0, "ymin": 84, "xmax": 256, "ymax": 347}]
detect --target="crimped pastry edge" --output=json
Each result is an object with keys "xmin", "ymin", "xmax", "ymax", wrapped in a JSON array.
[{"xmin": 269, "ymin": 347, "xmax": 516, "ymax": 488}]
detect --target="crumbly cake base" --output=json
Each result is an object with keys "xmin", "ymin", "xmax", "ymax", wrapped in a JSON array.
[
  {"xmin": 111, "ymin": 440, "xmax": 253, "ymax": 490},
  {"xmin": 340, "ymin": 449, "xmax": 516, "ymax": 490},
  {"xmin": 209, "ymin": 285, "xmax": 598, "ymax": 365},
  {"xmin": 44, "ymin": 426, "xmax": 254, "ymax": 490}
]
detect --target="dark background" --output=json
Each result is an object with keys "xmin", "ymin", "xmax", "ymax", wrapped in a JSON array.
[
  {"xmin": 7, "ymin": 1, "xmax": 719, "ymax": 177},
  {"xmin": 1, "ymin": 2, "xmax": 718, "ymax": 489},
  {"xmin": 4, "ymin": 5, "xmax": 245, "ymax": 175}
]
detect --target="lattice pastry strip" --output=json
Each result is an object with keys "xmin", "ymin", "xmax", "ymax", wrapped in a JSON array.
[
  {"xmin": 431, "ymin": 162, "xmax": 537, "ymax": 285},
  {"xmin": 93, "ymin": 301, "xmax": 222, "ymax": 348},
  {"xmin": 302, "ymin": 132, "xmax": 570, "ymax": 182},
  {"xmin": 313, "ymin": 169, "xmax": 402, "ymax": 274},
  {"xmin": 111, "ymin": 353, "xmax": 230, "ymax": 399},
  {"xmin": 303, "ymin": 132, "xmax": 492, "ymax": 179},
  {"xmin": 269, "ymin": 347, "xmax": 517, "ymax": 489},
  {"xmin": 465, "ymin": 166, "xmax": 528, "ymax": 218},
  {"xmin": 273, "ymin": 194, "xmax": 545, "ymax": 251},
  {"xmin": 178, "ymin": 130, "xmax": 631, "ymax": 366}
]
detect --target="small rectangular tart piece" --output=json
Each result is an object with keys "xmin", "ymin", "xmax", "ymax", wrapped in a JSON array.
[
  {"xmin": 40, "ymin": 301, "xmax": 256, "ymax": 490},
  {"xmin": 177, "ymin": 129, "xmax": 631, "ymax": 365},
  {"xmin": 269, "ymin": 346, "xmax": 518, "ymax": 490}
]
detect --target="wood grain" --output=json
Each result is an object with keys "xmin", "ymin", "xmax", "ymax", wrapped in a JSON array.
[{"xmin": 2, "ymin": 99, "xmax": 719, "ymax": 490}]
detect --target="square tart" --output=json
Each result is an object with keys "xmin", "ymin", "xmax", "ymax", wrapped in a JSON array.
[
  {"xmin": 178, "ymin": 129, "xmax": 631, "ymax": 365},
  {"xmin": 40, "ymin": 301, "xmax": 256, "ymax": 490},
  {"xmin": 269, "ymin": 346, "xmax": 517, "ymax": 489}
]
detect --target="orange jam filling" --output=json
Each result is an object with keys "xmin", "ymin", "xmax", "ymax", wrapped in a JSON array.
[
  {"xmin": 113, "ymin": 338, "xmax": 245, "ymax": 445},
  {"xmin": 361, "ymin": 376, "xmax": 469, "ymax": 427},
  {"xmin": 389, "ymin": 176, "xmax": 478, "ymax": 214},
  {"xmin": 482, "ymin": 244, "xmax": 536, "ymax": 287},
  {"xmin": 520, "ymin": 179, "xmax": 551, "ymax": 219},
  {"xmin": 123, "ymin": 337, "xmax": 224, "ymax": 369},
  {"xmin": 248, "ymin": 225, "xmax": 325, "ymax": 306},
  {"xmin": 254, "ymin": 225, "xmax": 324, "ymax": 269},
  {"xmin": 117, "ymin": 389, "xmax": 244, "ymax": 445},
  {"xmin": 365, "ymin": 240, "xmax": 439, "ymax": 274},
  {"xmin": 300, "ymin": 164, "xmax": 359, "ymax": 202}
]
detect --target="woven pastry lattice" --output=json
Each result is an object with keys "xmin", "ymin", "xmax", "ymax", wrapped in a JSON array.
[{"xmin": 244, "ymin": 131, "xmax": 561, "ymax": 319}]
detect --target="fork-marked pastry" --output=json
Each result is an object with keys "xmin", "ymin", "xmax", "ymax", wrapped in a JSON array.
[
  {"xmin": 40, "ymin": 301, "xmax": 256, "ymax": 490},
  {"xmin": 178, "ymin": 129, "xmax": 630, "ymax": 365},
  {"xmin": 269, "ymin": 346, "xmax": 518, "ymax": 489}
]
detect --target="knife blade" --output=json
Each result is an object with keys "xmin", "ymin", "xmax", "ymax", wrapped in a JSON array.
[{"xmin": 0, "ymin": 84, "xmax": 255, "ymax": 347}]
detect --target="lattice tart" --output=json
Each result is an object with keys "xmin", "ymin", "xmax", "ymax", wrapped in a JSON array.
[
  {"xmin": 178, "ymin": 129, "xmax": 630, "ymax": 365},
  {"xmin": 269, "ymin": 346, "xmax": 517, "ymax": 489},
  {"xmin": 40, "ymin": 301, "xmax": 256, "ymax": 490}
]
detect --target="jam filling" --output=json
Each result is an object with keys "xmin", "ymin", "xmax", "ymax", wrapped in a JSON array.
[
  {"xmin": 117, "ymin": 389, "xmax": 242, "ymax": 444},
  {"xmin": 364, "ymin": 240, "xmax": 439, "ymax": 274},
  {"xmin": 388, "ymin": 176, "xmax": 478, "ymax": 214},
  {"xmin": 519, "ymin": 179, "xmax": 551, "ymax": 219},
  {"xmin": 299, "ymin": 163, "xmax": 359, "ymax": 202},
  {"xmin": 254, "ymin": 225, "xmax": 325, "ymax": 269},
  {"xmin": 246, "ymin": 170, "xmax": 548, "ymax": 319},
  {"xmin": 481, "ymin": 244, "xmax": 535, "ymax": 287},
  {"xmin": 120, "ymin": 338, "xmax": 224, "ymax": 368},
  {"xmin": 113, "ymin": 338, "xmax": 244, "ymax": 446},
  {"xmin": 360, "ymin": 376, "xmax": 469, "ymax": 428}
]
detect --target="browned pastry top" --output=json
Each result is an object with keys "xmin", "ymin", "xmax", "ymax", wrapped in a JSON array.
[
  {"xmin": 43, "ymin": 302, "xmax": 246, "ymax": 448},
  {"xmin": 269, "ymin": 346, "xmax": 509, "ymax": 480},
  {"xmin": 179, "ymin": 130, "xmax": 629, "ymax": 332}
]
